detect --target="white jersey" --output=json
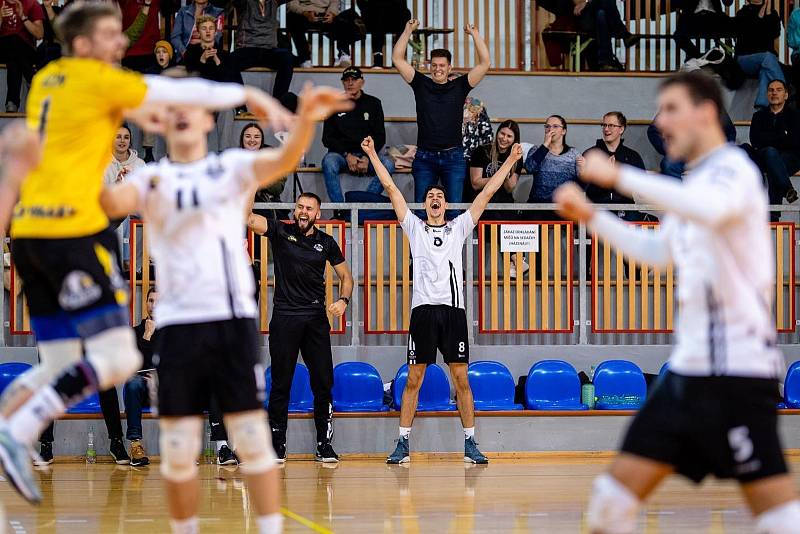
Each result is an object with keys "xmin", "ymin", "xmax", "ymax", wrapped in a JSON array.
[
  {"xmin": 596, "ymin": 145, "xmax": 784, "ymax": 379},
  {"xmin": 128, "ymin": 150, "xmax": 259, "ymax": 327},
  {"xmin": 400, "ymin": 211, "xmax": 475, "ymax": 310}
]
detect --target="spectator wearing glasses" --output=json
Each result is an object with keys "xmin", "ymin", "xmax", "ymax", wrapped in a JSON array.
[
  {"xmin": 583, "ymin": 111, "xmax": 646, "ymax": 221},
  {"xmin": 733, "ymin": 0, "xmax": 785, "ymax": 110},
  {"xmin": 523, "ymin": 115, "xmax": 582, "ymax": 219}
]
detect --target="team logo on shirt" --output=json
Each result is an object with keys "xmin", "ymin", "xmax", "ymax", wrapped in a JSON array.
[
  {"xmin": 287, "ymin": 235, "xmax": 298, "ymax": 242},
  {"xmin": 314, "ymin": 244, "xmax": 324, "ymax": 252},
  {"xmin": 433, "ymin": 237, "xmax": 443, "ymax": 247},
  {"xmin": 58, "ymin": 270, "xmax": 101, "ymax": 310}
]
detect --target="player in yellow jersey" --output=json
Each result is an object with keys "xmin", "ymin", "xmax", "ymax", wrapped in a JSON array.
[{"xmin": 0, "ymin": 1, "xmax": 295, "ymax": 505}]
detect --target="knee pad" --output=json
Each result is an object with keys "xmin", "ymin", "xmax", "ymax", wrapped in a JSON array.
[
  {"xmin": 756, "ymin": 500, "xmax": 800, "ymax": 534},
  {"xmin": 225, "ymin": 411, "xmax": 277, "ymax": 475},
  {"xmin": 159, "ymin": 417, "xmax": 203, "ymax": 483},
  {"xmin": 587, "ymin": 473, "xmax": 640, "ymax": 534},
  {"xmin": 85, "ymin": 327, "xmax": 142, "ymax": 390}
]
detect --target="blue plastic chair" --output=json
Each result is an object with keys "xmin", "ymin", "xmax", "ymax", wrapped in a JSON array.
[
  {"xmin": 525, "ymin": 360, "xmax": 587, "ymax": 410},
  {"xmin": 593, "ymin": 360, "xmax": 647, "ymax": 410},
  {"xmin": 784, "ymin": 361, "xmax": 800, "ymax": 408},
  {"xmin": 67, "ymin": 392, "xmax": 102, "ymax": 414},
  {"xmin": 659, "ymin": 361, "xmax": 669, "ymax": 376},
  {"xmin": 0, "ymin": 362, "xmax": 31, "ymax": 396},
  {"xmin": 333, "ymin": 362, "xmax": 388, "ymax": 412},
  {"xmin": 392, "ymin": 364, "xmax": 456, "ymax": 411},
  {"xmin": 264, "ymin": 363, "xmax": 314, "ymax": 413},
  {"xmin": 468, "ymin": 361, "xmax": 523, "ymax": 410}
]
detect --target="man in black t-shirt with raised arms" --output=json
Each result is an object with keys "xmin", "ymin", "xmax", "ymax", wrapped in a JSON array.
[
  {"xmin": 248, "ymin": 192, "xmax": 353, "ymax": 463},
  {"xmin": 392, "ymin": 19, "xmax": 490, "ymax": 208}
]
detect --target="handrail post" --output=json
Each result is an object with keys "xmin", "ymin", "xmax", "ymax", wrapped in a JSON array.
[
  {"xmin": 578, "ymin": 221, "xmax": 589, "ymax": 345},
  {"xmin": 350, "ymin": 207, "xmax": 360, "ymax": 348}
]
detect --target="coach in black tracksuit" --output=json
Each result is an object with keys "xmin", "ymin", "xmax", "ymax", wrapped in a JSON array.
[{"xmin": 250, "ymin": 193, "xmax": 353, "ymax": 463}]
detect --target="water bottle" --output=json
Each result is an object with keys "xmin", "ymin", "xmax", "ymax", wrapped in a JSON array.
[
  {"xmin": 204, "ymin": 425, "xmax": 214, "ymax": 464},
  {"xmin": 86, "ymin": 427, "xmax": 97, "ymax": 464},
  {"xmin": 581, "ymin": 365, "xmax": 596, "ymax": 409}
]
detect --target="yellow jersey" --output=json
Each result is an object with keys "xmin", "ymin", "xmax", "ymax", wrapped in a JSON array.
[{"xmin": 11, "ymin": 57, "xmax": 148, "ymax": 239}]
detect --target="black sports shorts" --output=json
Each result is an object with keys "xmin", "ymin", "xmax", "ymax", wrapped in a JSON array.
[{"xmin": 406, "ymin": 305, "xmax": 469, "ymax": 365}]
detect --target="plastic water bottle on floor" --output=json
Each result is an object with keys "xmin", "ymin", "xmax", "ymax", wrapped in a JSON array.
[
  {"xmin": 204, "ymin": 426, "xmax": 214, "ymax": 464},
  {"xmin": 86, "ymin": 427, "xmax": 97, "ymax": 464},
  {"xmin": 581, "ymin": 365, "xmax": 596, "ymax": 409}
]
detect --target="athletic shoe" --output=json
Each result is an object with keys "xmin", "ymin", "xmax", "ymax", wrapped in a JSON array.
[
  {"xmin": 274, "ymin": 441, "xmax": 286, "ymax": 464},
  {"xmin": 129, "ymin": 440, "xmax": 149, "ymax": 467},
  {"xmin": 386, "ymin": 436, "xmax": 410, "ymax": 464},
  {"xmin": 335, "ymin": 53, "xmax": 352, "ymax": 68},
  {"xmin": 787, "ymin": 187, "xmax": 799, "ymax": 204},
  {"xmin": 315, "ymin": 441, "xmax": 339, "ymax": 463},
  {"xmin": 217, "ymin": 445, "xmax": 239, "ymax": 466},
  {"xmin": 300, "ymin": 60, "xmax": 313, "ymax": 68},
  {"xmin": 34, "ymin": 442, "xmax": 54, "ymax": 466},
  {"xmin": 372, "ymin": 52, "xmax": 385, "ymax": 68},
  {"xmin": 109, "ymin": 438, "xmax": 131, "ymax": 465},
  {"xmin": 5, "ymin": 102, "xmax": 18, "ymax": 113},
  {"xmin": 464, "ymin": 437, "xmax": 488, "ymax": 464},
  {"xmin": 0, "ymin": 428, "xmax": 42, "ymax": 504}
]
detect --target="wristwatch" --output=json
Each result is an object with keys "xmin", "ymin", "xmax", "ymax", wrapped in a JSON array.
[
  {"xmin": 339, "ymin": 297, "xmax": 350, "ymax": 305},
  {"xmin": 21, "ymin": 15, "xmax": 29, "ymax": 22}
]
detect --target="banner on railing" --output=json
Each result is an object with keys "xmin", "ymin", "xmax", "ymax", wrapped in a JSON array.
[{"xmin": 478, "ymin": 220, "xmax": 574, "ymax": 333}]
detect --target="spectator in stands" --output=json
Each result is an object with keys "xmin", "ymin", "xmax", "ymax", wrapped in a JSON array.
[
  {"xmin": 583, "ymin": 111, "xmax": 646, "ymax": 221},
  {"xmin": 572, "ymin": 0, "xmax": 639, "ymax": 71},
  {"xmin": 356, "ymin": 0, "xmax": 410, "ymax": 68},
  {"xmin": 141, "ymin": 41, "xmax": 174, "ymax": 162},
  {"xmin": 171, "ymin": 0, "xmax": 224, "ymax": 62},
  {"xmin": 37, "ymin": 0, "xmax": 64, "ymax": 68},
  {"xmin": 120, "ymin": 0, "xmax": 162, "ymax": 72},
  {"xmin": 104, "ymin": 125, "xmax": 146, "ymax": 190},
  {"xmin": 734, "ymin": 0, "xmax": 785, "ymax": 110},
  {"xmin": 286, "ymin": 0, "xmax": 361, "ymax": 68},
  {"xmin": 462, "ymin": 95, "xmax": 493, "ymax": 167},
  {"xmin": 0, "ymin": 0, "xmax": 43, "ymax": 112},
  {"xmin": 321, "ymin": 66, "xmax": 392, "ymax": 216},
  {"xmin": 749, "ymin": 79, "xmax": 800, "ymax": 220},
  {"xmin": 182, "ymin": 15, "xmax": 241, "ymax": 83},
  {"xmin": 123, "ymin": 287, "xmax": 159, "ymax": 467},
  {"xmin": 244, "ymin": 123, "xmax": 288, "ymax": 220},
  {"xmin": 524, "ymin": 115, "xmax": 582, "ymax": 218},
  {"xmin": 231, "ymin": 0, "xmax": 294, "ymax": 99},
  {"xmin": 467, "ymin": 119, "xmax": 522, "ymax": 218},
  {"xmin": 673, "ymin": 0, "xmax": 735, "ymax": 61},
  {"xmin": 392, "ymin": 19, "xmax": 490, "ymax": 211}
]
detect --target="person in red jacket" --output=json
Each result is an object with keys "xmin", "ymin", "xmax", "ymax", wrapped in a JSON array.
[{"xmin": 120, "ymin": 0, "xmax": 161, "ymax": 72}]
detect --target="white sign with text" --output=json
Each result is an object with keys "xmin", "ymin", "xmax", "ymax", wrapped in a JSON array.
[{"xmin": 500, "ymin": 224, "xmax": 539, "ymax": 253}]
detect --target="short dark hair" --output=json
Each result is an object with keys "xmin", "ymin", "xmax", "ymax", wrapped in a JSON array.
[
  {"xmin": 55, "ymin": 2, "xmax": 121, "ymax": 55},
  {"xmin": 659, "ymin": 71, "xmax": 725, "ymax": 118},
  {"xmin": 768, "ymin": 78, "xmax": 788, "ymax": 91},
  {"xmin": 424, "ymin": 184, "xmax": 447, "ymax": 198},
  {"xmin": 430, "ymin": 49, "xmax": 452, "ymax": 64},
  {"xmin": 604, "ymin": 111, "xmax": 627, "ymax": 129},
  {"xmin": 298, "ymin": 192, "xmax": 322, "ymax": 206}
]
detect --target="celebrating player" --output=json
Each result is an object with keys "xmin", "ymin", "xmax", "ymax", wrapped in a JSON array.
[
  {"xmin": 555, "ymin": 71, "xmax": 800, "ymax": 534},
  {"xmin": 0, "ymin": 1, "xmax": 293, "ymax": 504},
  {"xmin": 98, "ymin": 81, "xmax": 352, "ymax": 534},
  {"xmin": 361, "ymin": 135, "xmax": 523, "ymax": 465}
]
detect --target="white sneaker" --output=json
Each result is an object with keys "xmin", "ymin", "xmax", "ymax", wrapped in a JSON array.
[
  {"xmin": 509, "ymin": 259, "xmax": 529, "ymax": 279},
  {"xmin": 300, "ymin": 60, "xmax": 313, "ymax": 68},
  {"xmin": 335, "ymin": 53, "xmax": 352, "ymax": 68}
]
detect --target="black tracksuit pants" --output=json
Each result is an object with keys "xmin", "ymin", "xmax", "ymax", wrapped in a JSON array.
[{"xmin": 267, "ymin": 313, "xmax": 334, "ymax": 444}]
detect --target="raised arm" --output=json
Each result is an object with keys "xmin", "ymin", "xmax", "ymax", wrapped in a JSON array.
[
  {"xmin": 554, "ymin": 183, "xmax": 673, "ymax": 269},
  {"xmin": 250, "ymin": 85, "xmax": 353, "ymax": 188},
  {"xmin": 0, "ymin": 122, "xmax": 41, "ymax": 235},
  {"xmin": 392, "ymin": 19, "xmax": 420, "ymax": 83},
  {"xmin": 361, "ymin": 136, "xmax": 408, "ymax": 221},
  {"xmin": 465, "ymin": 24, "xmax": 490, "ymax": 87},
  {"xmin": 469, "ymin": 144, "xmax": 522, "ymax": 224}
]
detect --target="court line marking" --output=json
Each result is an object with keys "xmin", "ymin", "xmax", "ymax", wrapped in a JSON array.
[{"xmin": 282, "ymin": 507, "xmax": 334, "ymax": 534}]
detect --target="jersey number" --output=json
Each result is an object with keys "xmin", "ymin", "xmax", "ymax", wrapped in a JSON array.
[
  {"xmin": 728, "ymin": 426, "xmax": 754, "ymax": 463},
  {"xmin": 37, "ymin": 97, "xmax": 52, "ymax": 138},
  {"xmin": 176, "ymin": 187, "xmax": 200, "ymax": 210}
]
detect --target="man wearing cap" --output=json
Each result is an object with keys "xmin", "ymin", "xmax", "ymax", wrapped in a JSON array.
[{"xmin": 321, "ymin": 66, "xmax": 394, "ymax": 218}]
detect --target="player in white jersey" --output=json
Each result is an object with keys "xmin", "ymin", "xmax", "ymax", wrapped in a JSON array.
[
  {"xmin": 99, "ymin": 82, "xmax": 352, "ymax": 534},
  {"xmin": 361, "ymin": 136, "xmax": 523, "ymax": 465},
  {"xmin": 555, "ymin": 71, "xmax": 800, "ymax": 534}
]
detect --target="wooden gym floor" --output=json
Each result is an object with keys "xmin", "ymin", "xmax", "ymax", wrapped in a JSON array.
[{"xmin": 0, "ymin": 453, "xmax": 795, "ymax": 533}]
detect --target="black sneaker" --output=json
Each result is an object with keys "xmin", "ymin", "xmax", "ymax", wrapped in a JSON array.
[
  {"xmin": 109, "ymin": 438, "xmax": 130, "ymax": 465},
  {"xmin": 787, "ymin": 187, "xmax": 799, "ymax": 204},
  {"xmin": 217, "ymin": 445, "xmax": 239, "ymax": 466},
  {"xmin": 315, "ymin": 441, "xmax": 339, "ymax": 463},
  {"xmin": 35, "ymin": 442, "xmax": 54, "ymax": 466},
  {"xmin": 274, "ymin": 441, "xmax": 286, "ymax": 464}
]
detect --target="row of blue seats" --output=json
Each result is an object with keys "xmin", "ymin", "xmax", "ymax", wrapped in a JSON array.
[
  {"xmin": 0, "ymin": 359, "xmax": 648, "ymax": 413},
  {"xmin": 4, "ymin": 359, "xmax": 800, "ymax": 413}
]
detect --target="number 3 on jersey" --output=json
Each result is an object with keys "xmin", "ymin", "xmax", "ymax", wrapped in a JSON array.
[{"xmin": 176, "ymin": 185, "xmax": 200, "ymax": 210}]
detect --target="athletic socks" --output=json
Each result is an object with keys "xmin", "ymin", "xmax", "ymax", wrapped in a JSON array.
[
  {"xmin": 170, "ymin": 516, "xmax": 199, "ymax": 534},
  {"xmin": 257, "ymin": 513, "xmax": 284, "ymax": 534},
  {"xmin": 399, "ymin": 427, "xmax": 411, "ymax": 439},
  {"xmin": 216, "ymin": 440, "xmax": 228, "ymax": 453},
  {"xmin": 464, "ymin": 427, "xmax": 475, "ymax": 440},
  {"xmin": 9, "ymin": 386, "xmax": 65, "ymax": 446}
]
